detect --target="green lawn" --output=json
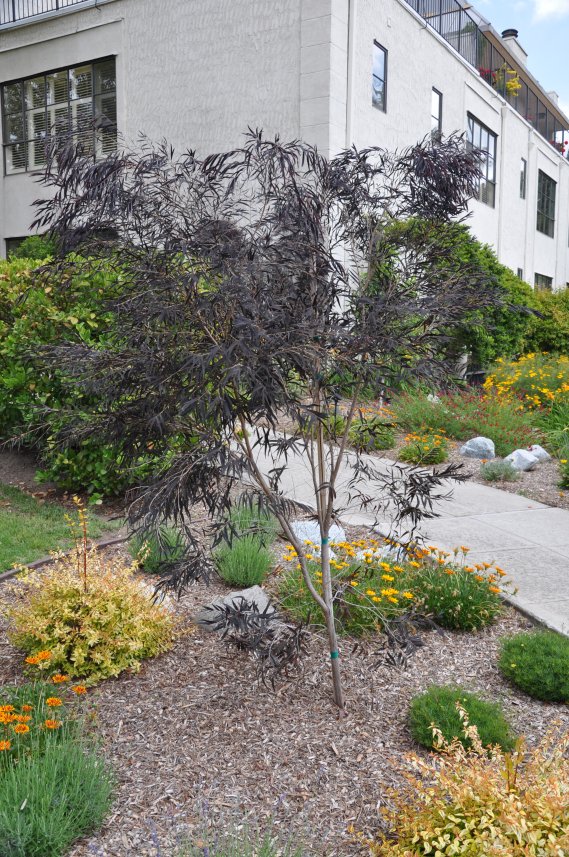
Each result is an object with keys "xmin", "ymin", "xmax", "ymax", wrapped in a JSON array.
[{"xmin": 0, "ymin": 483, "xmax": 119, "ymax": 571}]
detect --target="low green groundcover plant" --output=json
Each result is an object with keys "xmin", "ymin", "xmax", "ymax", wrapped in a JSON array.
[
  {"xmin": 399, "ymin": 432, "xmax": 448, "ymax": 465},
  {"xmin": 178, "ymin": 829, "xmax": 304, "ymax": 856},
  {"xmin": 214, "ymin": 536, "xmax": 273, "ymax": 587},
  {"xmin": 409, "ymin": 685, "xmax": 515, "ymax": 752},
  {"xmin": 0, "ymin": 681, "xmax": 112, "ymax": 857},
  {"xmin": 499, "ymin": 630, "xmax": 569, "ymax": 703},
  {"xmin": 479, "ymin": 459, "xmax": 520, "ymax": 483},
  {"xmin": 129, "ymin": 525, "xmax": 186, "ymax": 573},
  {"xmin": 278, "ymin": 540, "xmax": 507, "ymax": 635}
]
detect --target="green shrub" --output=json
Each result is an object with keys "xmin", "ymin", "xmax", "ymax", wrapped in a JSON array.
[
  {"xmin": 524, "ymin": 287, "xmax": 569, "ymax": 355},
  {"xmin": 348, "ymin": 415, "xmax": 395, "ymax": 451},
  {"xmin": 499, "ymin": 631, "xmax": 569, "ymax": 702},
  {"xmin": 480, "ymin": 459, "xmax": 520, "ymax": 482},
  {"xmin": 8, "ymin": 234, "xmax": 56, "ymax": 260},
  {"xmin": 536, "ymin": 398, "xmax": 569, "ymax": 456},
  {"xmin": 392, "ymin": 391, "xmax": 538, "ymax": 456},
  {"xmin": 409, "ymin": 685, "xmax": 515, "ymax": 752},
  {"xmin": 129, "ymin": 525, "xmax": 186, "ymax": 573},
  {"xmin": 399, "ymin": 432, "xmax": 448, "ymax": 465},
  {"xmin": 0, "ymin": 736, "xmax": 112, "ymax": 857},
  {"xmin": 214, "ymin": 536, "xmax": 273, "ymax": 587},
  {"xmin": 560, "ymin": 456, "xmax": 569, "ymax": 489},
  {"xmin": 484, "ymin": 353, "xmax": 569, "ymax": 409},
  {"xmin": 226, "ymin": 500, "xmax": 279, "ymax": 545}
]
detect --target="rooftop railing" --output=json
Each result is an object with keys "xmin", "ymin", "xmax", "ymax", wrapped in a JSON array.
[
  {"xmin": 0, "ymin": 0, "xmax": 90, "ymax": 27},
  {"xmin": 404, "ymin": 0, "xmax": 569, "ymax": 157}
]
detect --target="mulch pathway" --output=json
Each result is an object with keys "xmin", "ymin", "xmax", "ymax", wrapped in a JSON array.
[{"xmin": 2, "ymin": 546, "xmax": 566, "ymax": 857}]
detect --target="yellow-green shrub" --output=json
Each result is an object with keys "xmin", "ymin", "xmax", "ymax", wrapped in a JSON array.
[
  {"xmin": 367, "ymin": 708, "xmax": 569, "ymax": 856},
  {"xmin": 3, "ymin": 543, "xmax": 177, "ymax": 684}
]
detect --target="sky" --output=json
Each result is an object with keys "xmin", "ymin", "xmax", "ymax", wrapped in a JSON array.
[{"xmin": 476, "ymin": 0, "xmax": 569, "ymax": 116}]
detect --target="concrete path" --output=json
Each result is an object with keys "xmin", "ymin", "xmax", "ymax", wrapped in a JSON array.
[{"xmin": 251, "ymin": 443, "xmax": 569, "ymax": 635}]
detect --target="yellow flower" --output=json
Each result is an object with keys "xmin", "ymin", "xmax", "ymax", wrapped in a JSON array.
[
  {"xmin": 381, "ymin": 574, "xmax": 394, "ymax": 582},
  {"xmin": 402, "ymin": 591, "xmax": 414, "ymax": 599}
]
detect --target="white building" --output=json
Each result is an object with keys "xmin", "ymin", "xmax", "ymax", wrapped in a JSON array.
[{"xmin": 0, "ymin": 0, "xmax": 568, "ymax": 289}]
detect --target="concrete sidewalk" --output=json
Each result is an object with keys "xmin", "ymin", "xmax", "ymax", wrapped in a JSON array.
[{"xmin": 251, "ymin": 443, "xmax": 569, "ymax": 635}]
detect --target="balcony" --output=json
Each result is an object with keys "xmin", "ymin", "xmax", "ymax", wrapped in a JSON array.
[
  {"xmin": 404, "ymin": 0, "xmax": 569, "ymax": 158},
  {"xmin": 0, "ymin": 0, "xmax": 93, "ymax": 28}
]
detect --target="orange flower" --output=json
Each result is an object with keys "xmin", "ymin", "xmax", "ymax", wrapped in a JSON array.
[
  {"xmin": 46, "ymin": 698, "xmax": 62, "ymax": 708},
  {"xmin": 36, "ymin": 651, "xmax": 51, "ymax": 661},
  {"xmin": 21, "ymin": 705, "xmax": 33, "ymax": 713},
  {"xmin": 489, "ymin": 585, "xmax": 501, "ymax": 594},
  {"xmin": 51, "ymin": 675, "xmax": 69, "ymax": 684},
  {"xmin": 0, "ymin": 705, "xmax": 15, "ymax": 713},
  {"xmin": 13, "ymin": 723, "xmax": 30, "ymax": 734},
  {"xmin": 0, "ymin": 741, "xmax": 11, "ymax": 751},
  {"xmin": 44, "ymin": 719, "xmax": 61, "ymax": 730},
  {"xmin": 71, "ymin": 685, "xmax": 87, "ymax": 695},
  {"xmin": 14, "ymin": 715, "xmax": 32, "ymax": 724},
  {"xmin": 25, "ymin": 656, "xmax": 39, "ymax": 665}
]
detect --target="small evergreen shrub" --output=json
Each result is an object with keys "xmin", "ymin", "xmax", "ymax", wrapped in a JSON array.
[
  {"xmin": 348, "ymin": 415, "xmax": 396, "ymax": 451},
  {"xmin": 214, "ymin": 536, "xmax": 273, "ymax": 587},
  {"xmin": 227, "ymin": 500, "xmax": 279, "ymax": 545},
  {"xmin": 129, "ymin": 525, "xmax": 185, "ymax": 573},
  {"xmin": 480, "ymin": 459, "xmax": 520, "ymax": 482},
  {"xmin": 409, "ymin": 685, "xmax": 514, "ymax": 751},
  {"xmin": 4, "ymin": 505, "xmax": 176, "ymax": 683},
  {"xmin": 399, "ymin": 432, "xmax": 448, "ymax": 465},
  {"xmin": 368, "ymin": 710, "xmax": 569, "ymax": 856},
  {"xmin": 499, "ymin": 630, "xmax": 569, "ymax": 702},
  {"xmin": 7, "ymin": 234, "xmax": 56, "ymax": 260}
]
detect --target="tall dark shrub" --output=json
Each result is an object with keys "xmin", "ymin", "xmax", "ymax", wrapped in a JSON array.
[{"xmin": 32, "ymin": 131, "xmax": 501, "ymax": 707}]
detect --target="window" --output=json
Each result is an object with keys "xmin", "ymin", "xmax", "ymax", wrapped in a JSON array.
[
  {"xmin": 536, "ymin": 170, "xmax": 556, "ymax": 237},
  {"xmin": 466, "ymin": 114, "xmax": 497, "ymax": 207},
  {"xmin": 534, "ymin": 273, "xmax": 553, "ymax": 291},
  {"xmin": 431, "ymin": 88, "xmax": 442, "ymax": 137},
  {"xmin": 372, "ymin": 42, "xmax": 387, "ymax": 111},
  {"xmin": 517, "ymin": 267, "xmax": 524, "ymax": 280},
  {"xmin": 520, "ymin": 158, "xmax": 527, "ymax": 199},
  {"xmin": 2, "ymin": 57, "xmax": 116, "ymax": 175}
]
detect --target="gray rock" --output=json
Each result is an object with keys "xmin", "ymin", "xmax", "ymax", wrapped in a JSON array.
[
  {"xmin": 195, "ymin": 585, "xmax": 272, "ymax": 630},
  {"xmin": 459, "ymin": 436, "xmax": 495, "ymax": 459},
  {"xmin": 427, "ymin": 393, "xmax": 441, "ymax": 404},
  {"xmin": 504, "ymin": 448, "xmax": 540, "ymax": 471},
  {"xmin": 528, "ymin": 444, "xmax": 551, "ymax": 462},
  {"xmin": 290, "ymin": 520, "xmax": 346, "ymax": 546}
]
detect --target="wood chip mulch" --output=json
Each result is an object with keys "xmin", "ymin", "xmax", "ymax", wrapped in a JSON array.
[{"xmin": 2, "ymin": 550, "xmax": 567, "ymax": 857}]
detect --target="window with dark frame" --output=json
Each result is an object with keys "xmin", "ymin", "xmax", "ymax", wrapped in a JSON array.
[
  {"xmin": 536, "ymin": 169, "xmax": 556, "ymax": 237},
  {"xmin": 517, "ymin": 267, "xmax": 524, "ymax": 280},
  {"xmin": 534, "ymin": 273, "xmax": 553, "ymax": 291},
  {"xmin": 372, "ymin": 41, "xmax": 387, "ymax": 112},
  {"xmin": 466, "ymin": 113, "xmax": 497, "ymax": 207},
  {"xmin": 520, "ymin": 158, "xmax": 527, "ymax": 199},
  {"xmin": 2, "ymin": 57, "xmax": 116, "ymax": 175},
  {"xmin": 431, "ymin": 88, "xmax": 442, "ymax": 136}
]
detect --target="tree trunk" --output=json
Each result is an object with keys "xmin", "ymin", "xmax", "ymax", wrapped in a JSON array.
[{"xmin": 321, "ymin": 537, "xmax": 345, "ymax": 711}]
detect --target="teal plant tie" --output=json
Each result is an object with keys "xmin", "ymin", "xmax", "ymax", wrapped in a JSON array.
[
  {"xmin": 321, "ymin": 537, "xmax": 330, "ymax": 545},
  {"xmin": 330, "ymin": 650, "xmax": 339, "ymax": 660}
]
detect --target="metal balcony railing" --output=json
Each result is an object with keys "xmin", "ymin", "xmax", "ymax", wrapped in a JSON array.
[
  {"xmin": 404, "ymin": 0, "xmax": 569, "ymax": 156},
  {"xmin": 0, "ymin": 0, "xmax": 90, "ymax": 27}
]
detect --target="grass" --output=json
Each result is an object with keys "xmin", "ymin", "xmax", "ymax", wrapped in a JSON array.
[
  {"xmin": 177, "ymin": 829, "xmax": 305, "ymax": 856},
  {"xmin": 226, "ymin": 500, "xmax": 279, "ymax": 545},
  {"xmin": 499, "ymin": 630, "xmax": 569, "ymax": 703},
  {"xmin": 0, "ymin": 484, "xmax": 116, "ymax": 570},
  {"xmin": 0, "ymin": 737, "xmax": 113, "ymax": 857},
  {"xmin": 409, "ymin": 685, "xmax": 515, "ymax": 752},
  {"xmin": 129, "ymin": 525, "xmax": 185, "ymax": 573},
  {"xmin": 214, "ymin": 536, "xmax": 273, "ymax": 587}
]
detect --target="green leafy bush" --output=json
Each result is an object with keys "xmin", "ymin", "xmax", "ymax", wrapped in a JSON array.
[
  {"xmin": 7, "ymin": 234, "xmax": 56, "ymax": 260},
  {"xmin": 129, "ymin": 525, "xmax": 186, "ymax": 574},
  {"xmin": 349, "ymin": 415, "xmax": 395, "ymax": 451},
  {"xmin": 392, "ymin": 391, "xmax": 538, "ymax": 456},
  {"xmin": 214, "ymin": 536, "xmax": 273, "ymax": 587},
  {"xmin": 399, "ymin": 431, "xmax": 448, "ymax": 465},
  {"xmin": 499, "ymin": 631, "xmax": 569, "ymax": 702},
  {"xmin": 480, "ymin": 459, "xmax": 520, "ymax": 482},
  {"xmin": 409, "ymin": 685, "xmax": 514, "ymax": 751},
  {"xmin": 524, "ymin": 287, "xmax": 569, "ymax": 355}
]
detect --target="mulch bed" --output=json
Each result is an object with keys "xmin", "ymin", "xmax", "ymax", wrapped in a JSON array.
[{"xmin": 1, "ymin": 545, "xmax": 567, "ymax": 857}]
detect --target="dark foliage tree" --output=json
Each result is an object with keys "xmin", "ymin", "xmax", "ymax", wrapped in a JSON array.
[{"xmin": 32, "ymin": 130, "xmax": 502, "ymax": 709}]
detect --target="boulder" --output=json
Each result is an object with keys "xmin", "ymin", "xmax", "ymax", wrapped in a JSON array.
[
  {"xmin": 290, "ymin": 520, "xmax": 346, "ymax": 546},
  {"xmin": 195, "ymin": 584, "xmax": 272, "ymax": 630},
  {"xmin": 528, "ymin": 444, "xmax": 551, "ymax": 463},
  {"xmin": 459, "ymin": 436, "xmax": 495, "ymax": 459},
  {"xmin": 504, "ymin": 448, "xmax": 540, "ymax": 472}
]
